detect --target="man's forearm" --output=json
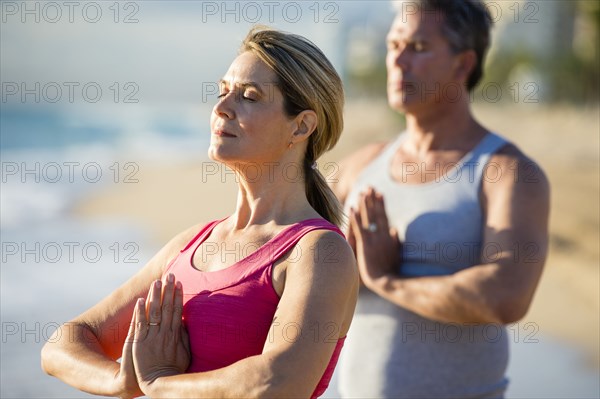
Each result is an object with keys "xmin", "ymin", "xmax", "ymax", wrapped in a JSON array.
[{"xmin": 367, "ymin": 263, "xmax": 522, "ymax": 325}]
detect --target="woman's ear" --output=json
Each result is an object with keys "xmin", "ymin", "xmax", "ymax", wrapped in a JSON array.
[{"xmin": 291, "ymin": 110, "xmax": 318, "ymax": 143}]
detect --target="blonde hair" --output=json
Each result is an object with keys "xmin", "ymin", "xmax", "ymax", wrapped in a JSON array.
[{"xmin": 241, "ymin": 26, "xmax": 345, "ymax": 226}]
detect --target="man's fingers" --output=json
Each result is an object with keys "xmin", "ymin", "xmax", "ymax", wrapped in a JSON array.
[
  {"xmin": 358, "ymin": 190, "xmax": 371, "ymax": 229},
  {"xmin": 364, "ymin": 188, "xmax": 378, "ymax": 226},
  {"xmin": 349, "ymin": 208, "xmax": 364, "ymax": 244},
  {"xmin": 374, "ymin": 192, "xmax": 391, "ymax": 233}
]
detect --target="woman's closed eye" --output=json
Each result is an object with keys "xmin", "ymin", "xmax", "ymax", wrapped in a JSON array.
[
  {"xmin": 217, "ymin": 90, "xmax": 257, "ymax": 102},
  {"xmin": 239, "ymin": 89, "xmax": 257, "ymax": 102}
]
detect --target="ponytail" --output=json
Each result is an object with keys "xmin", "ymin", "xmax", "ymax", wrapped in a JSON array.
[
  {"xmin": 241, "ymin": 27, "xmax": 345, "ymax": 225},
  {"xmin": 304, "ymin": 160, "xmax": 343, "ymax": 226}
]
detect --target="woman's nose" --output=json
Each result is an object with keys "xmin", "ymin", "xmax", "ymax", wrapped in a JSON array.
[{"xmin": 213, "ymin": 93, "xmax": 235, "ymax": 120}]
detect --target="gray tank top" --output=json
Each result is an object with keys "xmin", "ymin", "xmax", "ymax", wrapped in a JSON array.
[{"xmin": 339, "ymin": 132, "xmax": 510, "ymax": 398}]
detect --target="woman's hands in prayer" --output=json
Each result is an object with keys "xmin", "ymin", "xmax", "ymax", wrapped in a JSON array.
[{"xmin": 122, "ymin": 274, "xmax": 190, "ymax": 397}]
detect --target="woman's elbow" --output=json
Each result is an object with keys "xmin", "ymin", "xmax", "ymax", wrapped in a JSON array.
[
  {"xmin": 40, "ymin": 323, "xmax": 73, "ymax": 376},
  {"xmin": 41, "ymin": 339, "xmax": 58, "ymax": 376},
  {"xmin": 251, "ymin": 361, "xmax": 316, "ymax": 398}
]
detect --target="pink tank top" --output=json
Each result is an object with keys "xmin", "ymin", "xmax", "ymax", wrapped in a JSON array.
[{"xmin": 163, "ymin": 218, "xmax": 347, "ymax": 398}]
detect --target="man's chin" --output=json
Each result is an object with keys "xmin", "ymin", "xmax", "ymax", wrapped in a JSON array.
[{"xmin": 387, "ymin": 94, "xmax": 413, "ymax": 113}]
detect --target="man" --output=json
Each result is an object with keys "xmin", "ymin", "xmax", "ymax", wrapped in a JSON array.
[{"xmin": 332, "ymin": 1, "xmax": 550, "ymax": 397}]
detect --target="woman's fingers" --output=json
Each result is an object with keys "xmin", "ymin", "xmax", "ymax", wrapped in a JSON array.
[
  {"xmin": 180, "ymin": 325, "xmax": 190, "ymax": 352},
  {"xmin": 171, "ymin": 281, "xmax": 184, "ymax": 333},
  {"xmin": 133, "ymin": 298, "xmax": 148, "ymax": 341},
  {"xmin": 160, "ymin": 274, "xmax": 176, "ymax": 333},
  {"xmin": 121, "ymin": 308, "xmax": 136, "ymax": 363},
  {"xmin": 147, "ymin": 280, "xmax": 162, "ymax": 330}
]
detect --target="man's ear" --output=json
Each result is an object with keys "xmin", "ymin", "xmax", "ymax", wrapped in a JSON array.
[
  {"xmin": 291, "ymin": 110, "xmax": 318, "ymax": 144},
  {"xmin": 454, "ymin": 49, "xmax": 477, "ymax": 87}
]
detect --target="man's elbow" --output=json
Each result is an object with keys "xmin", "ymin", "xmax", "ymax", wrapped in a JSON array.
[{"xmin": 494, "ymin": 300, "xmax": 530, "ymax": 325}]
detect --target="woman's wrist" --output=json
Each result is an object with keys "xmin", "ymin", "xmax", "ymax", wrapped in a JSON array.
[
  {"xmin": 110, "ymin": 363, "xmax": 143, "ymax": 399},
  {"xmin": 138, "ymin": 373, "xmax": 177, "ymax": 398}
]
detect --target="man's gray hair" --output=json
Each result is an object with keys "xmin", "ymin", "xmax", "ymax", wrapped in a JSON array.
[{"xmin": 391, "ymin": 0, "xmax": 493, "ymax": 91}]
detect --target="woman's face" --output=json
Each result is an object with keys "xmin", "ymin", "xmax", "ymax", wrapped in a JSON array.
[{"xmin": 209, "ymin": 51, "xmax": 297, "ymax": 168}]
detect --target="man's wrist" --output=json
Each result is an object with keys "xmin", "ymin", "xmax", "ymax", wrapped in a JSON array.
[{"xmin": 367, "ymin": 273, "xmax": 395, "ymax": 293}]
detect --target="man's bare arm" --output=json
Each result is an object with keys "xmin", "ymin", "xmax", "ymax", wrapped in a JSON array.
[{"xmin": 354, "ymin": 146, "xmax": 550, "ymax": 324}]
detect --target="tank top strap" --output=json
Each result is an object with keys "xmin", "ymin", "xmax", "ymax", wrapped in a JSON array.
[
  {"xmin": 368, "ymin": 133, "xmax": 408, "ymax": 170},
  {"xmin": 461, "ymin": 132, "xmax": 509, "ymax": 186},
  {"xmin": 179, "ymin": 219, "xmax": 225, "ymax": 253},
  {"xmin": 259, "ymin": 219, "xmax": 345, "ymax": 265}
]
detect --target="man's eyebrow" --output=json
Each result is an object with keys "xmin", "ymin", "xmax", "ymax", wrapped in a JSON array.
[
  {"xmin": 387, "ymin": 33, "xmax": 427, "ymax": 43},
  {"xmin": 218, "ymin": 79, "xmax": 265, "ymax": 94}
]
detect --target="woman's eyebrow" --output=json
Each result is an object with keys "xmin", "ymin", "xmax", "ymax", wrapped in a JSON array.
[{"xmin": 218, "ymin": 79, "xmax": 265, "ymax": 95}]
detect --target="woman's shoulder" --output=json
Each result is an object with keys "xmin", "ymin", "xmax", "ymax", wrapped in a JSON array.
[
  {"xmin": 281, "ymin": 226, "xmax": 359, "ymax": 318},
  {"xmin": 157, "ymin": 221, "xmax": 219, "ymax": 273},
  {"xmin": 293, "ymin": 226, "xmax": 356, "ymax": 276},
  {"xmin": 171, "ymin": 221, "xmax": 215, "ymax": 247}
]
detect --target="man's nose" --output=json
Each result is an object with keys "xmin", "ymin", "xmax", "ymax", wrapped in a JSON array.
[{"xmin": 390, "ymin": 47, "xmax": 411, "ymax": 71}]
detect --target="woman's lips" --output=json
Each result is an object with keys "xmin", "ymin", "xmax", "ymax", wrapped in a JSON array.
[{"xmin": 213, "ymin": 130, "xmax": 236, "ymax": 137}]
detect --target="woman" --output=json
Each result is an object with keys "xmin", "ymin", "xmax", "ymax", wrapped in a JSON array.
[{"xmin": 41, "ymin": 27, "xmax": 358, "ymax": 398}]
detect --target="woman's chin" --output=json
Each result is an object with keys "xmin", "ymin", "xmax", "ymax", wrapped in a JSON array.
[
  {"xmin": 207, "ymin": 147, "xmax": 243, "ymax": 167},
  {"xmin": 208, "ymin": 146, "xmax": 230, "ymax": 162}
]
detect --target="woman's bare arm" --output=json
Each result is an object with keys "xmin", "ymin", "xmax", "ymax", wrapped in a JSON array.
[
  {"xmin": 132, "ymin": 230, "xmax": 359, "ymax": 398},
  {"xmin": 40, "ymin": 224, "xmax": 202, "ymax": 397}
]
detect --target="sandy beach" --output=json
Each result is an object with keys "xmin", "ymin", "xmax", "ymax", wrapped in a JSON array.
[{"xmin": 73, "ymin": 100, "xmax": 600, "ymax": 368}]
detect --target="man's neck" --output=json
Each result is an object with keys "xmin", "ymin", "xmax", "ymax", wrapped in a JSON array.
[{"xmin": 403, "ymin": 101, "xmax": 485, "ymax": 154}]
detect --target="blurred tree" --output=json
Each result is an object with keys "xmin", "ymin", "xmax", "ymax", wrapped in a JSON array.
[{"xmin": 481, "ymin": 0, "xmax": 599, "ymax": 104}]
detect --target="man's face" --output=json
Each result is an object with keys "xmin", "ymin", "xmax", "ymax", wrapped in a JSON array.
[{"xmin": 386, "ymin": 10, "xmax": 465, "ymax": 113}]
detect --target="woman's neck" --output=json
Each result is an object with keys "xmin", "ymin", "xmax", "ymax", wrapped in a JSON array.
[{"xmin": 228, "ymin": 161, "xmax": 316, "ymax": 230}]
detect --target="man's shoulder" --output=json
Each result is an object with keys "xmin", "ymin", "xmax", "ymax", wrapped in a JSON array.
[
  {"xmin": 331, "ymin": 140, "xmax": 391, "ymax": 203},
  {"xmin": 343, "ymin": 141, "xmax": 390, "ymax": 169},
  {"xmin": 491, "ymin": 141, "xmax": 546, "ymax": 179},
  {"xmin": 484, "ymin": 140, "xmax": 550, "ymax": 201}
]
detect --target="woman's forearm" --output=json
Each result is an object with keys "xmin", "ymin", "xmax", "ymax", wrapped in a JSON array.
[
  {"xmin": 142, "ymin": 355, "xmax": 289, "ymax": 399},
  {"xmin": 41, "ymin": 323, "xmax": 121, "ymax": 397}
]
